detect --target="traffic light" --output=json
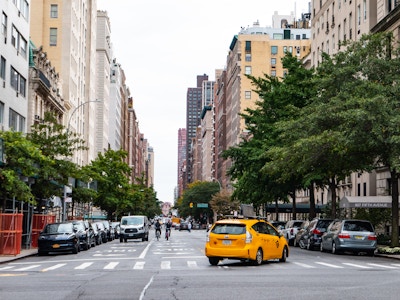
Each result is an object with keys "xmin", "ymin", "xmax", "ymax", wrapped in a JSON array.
[{"xmin": 189, "ymin": 202, "xmax": 193, "ymax": 208}]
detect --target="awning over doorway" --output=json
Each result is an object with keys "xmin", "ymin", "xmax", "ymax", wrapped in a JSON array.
[{"xmin": 340, "ymin": 196, "xmax": 397, "ymax": 208}]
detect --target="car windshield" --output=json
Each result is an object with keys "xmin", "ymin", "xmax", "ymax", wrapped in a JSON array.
[
  {"xmin": 73, "ymin": 222, "xmax": 85, "ymax": 231},
  {"xmin": 121, "ymin": 217, "xmax": 143, "ymax": 225},
  {"xmin": 211, "ymin": 224, "xmax": 246, "ymax": 235},
  {"xmin": 343, "ymin": 221, "xmax": 374, "ymax": 232},
  {"xmin": 44, "ymin": 223, "xmax": 73, "ymax": 234},
  {"xmin": 293, "ymin": 221, "xmax": 303, "ymax": 227}
]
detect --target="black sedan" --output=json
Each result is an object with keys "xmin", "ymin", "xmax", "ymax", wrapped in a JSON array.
[{"xmin": 37, "ymin": 222, "xmax": 80, "ymax": 255}]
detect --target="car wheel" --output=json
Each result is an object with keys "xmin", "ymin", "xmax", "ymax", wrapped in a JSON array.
[
  {"xmin": 279, "ymin": 247, "xmax": 287, "ymax": 262},
  {"xmin": 299, "ymin": 238, "xmax": 305, "ymax": 249},
  {"xmin": 209, "ymin": 257, "xmax": 220, "ymax": 266},
  {"xmin": 367, "ymin": 250, "xmax": 375, "ymax": 257},
  {"xmin": 253, "ymin": 248, "xmax": 263, "ymax": 266},
  {"xmin": 124, "ymin": 238, "xmax": 127, "ymax": 243},
  {"xmin": 332, "ymin": 242, "xmax": 340, "ymax": 254}
]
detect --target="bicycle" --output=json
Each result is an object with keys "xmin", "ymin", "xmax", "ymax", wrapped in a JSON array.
[
  {"xmin": 165, "ymin": 228, "xmax": 170, "ymax": 240},
  {"xmin": 155, "ymin": 229, "xmax": 161, "ymax": 241}
]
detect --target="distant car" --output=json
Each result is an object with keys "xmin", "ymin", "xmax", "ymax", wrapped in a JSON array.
[
  {"xmin": 72, "ymin": 220, "xmax": 94, "ymax": 250},
  {"xmin": 38, "ymin": 222, "xmax": 80, "ymax": 255},
  {"xmin": 94, "ymin": 221, "xmax": 108, "ymax": 243},
  {"xmin": 110, "ymin": 222, "xmax": 120, "ymax": 239},
  {"xmin": 298, "ymin": 218, "xmax": 334, "ymax": 250},
  {"xmin": 270, "ymin": 221, "xmax": 286, "ymax": 233},
  {"xmin": 205, "ymin": 217, "xmax": 289, "ymax": 266},
  {"xmin": 91, "ymin": 222, "xmax": 102, "ymax": 245},
  {"xmin": 179, "ymin": 221, "xmax": 189, "ymax": 231},
  {"xmin": 320, "ymin": 219, "xmax": 377, "ymax": 256},
  {"xmin": 293, "ymin": 220, "xmax": 310, "ymax": 248},
  {"xmin": 102, "ymin": 220, "xmax": 115, "ymax": 241},
  {"xmin": 283, "ymin": 220, "xmax": 305, "ymax": 246},
  {"xmin": 119, "ymin": 215, "xmax": 150, "ymax": 242}
]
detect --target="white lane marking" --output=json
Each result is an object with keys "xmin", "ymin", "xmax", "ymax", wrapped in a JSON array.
[
  {"xmin": 42, "ymin": 263, "xmax": 66, "ymax": 272},
  {"xmin": 161, "ymin": 261, "xmax": 171, "ymax": 269},
  {"xmin": 75, "ymin": 262, "xmax": 94, "ymax": 270},
  {"xmin": 367, "ymin": 263, "xmax": 397, "ymax": 269},
  {"xmin": 187, "ymin": 261, "xmax": 197, "ymax": 268},
  {"xmin": 315, "ymin": 262, "xmax": 344, "ymax": 268},
  {"xmin": 15, "ymin": 265, "xmax": 40, "ymax": 271},
  {"xmin": 139, "ymin": 275, "xmax": 154, "ymax": 300},
  {"xmin": 134, "ymin": 262, "xmax": 146, "ymax": 270},
  {"xmin": 293, "ymin": 262, "xmax": 316, "ymax": 268},
  {"xmin": 139, "ymin": 240, "xmax": 153, "ymax": 259},
  {"xmin": 104, "ymin": 262, "xmax": 119, "ymax": 269},
  {"xmin": 342, "ymin": 263, "xmax": 372, "ymax": 269},
  {"xmin": 0, "ymin": 266, "xmax": 15, "ymax": 270}
]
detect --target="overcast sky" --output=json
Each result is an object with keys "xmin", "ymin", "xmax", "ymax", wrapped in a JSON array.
[{"xmin": 96, "ymin": 0, "xmax": 310, "ymax": 204}]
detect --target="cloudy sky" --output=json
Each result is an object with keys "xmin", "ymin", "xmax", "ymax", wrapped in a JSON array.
[{"xmin": 96, "ymin": 0, "xmax": 310, "ymax": 204}]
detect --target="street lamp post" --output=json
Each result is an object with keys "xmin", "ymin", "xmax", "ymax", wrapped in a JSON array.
[{"xmin": 62, "ymin": 99, "xmax": 100, "ymax": 221}]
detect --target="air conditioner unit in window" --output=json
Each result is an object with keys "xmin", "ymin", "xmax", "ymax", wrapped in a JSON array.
[{"xmin": 34, "ymin": 115, "xmax": 40, "ymax": 120}]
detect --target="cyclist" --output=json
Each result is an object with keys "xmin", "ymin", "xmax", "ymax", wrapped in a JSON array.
[
  {"xmin": 155, "ymin": 219, "xmax": 161, "ymax": 240},
  {"xmin": 165, "ymin": 219, "xmax": 172, "ymax": 240}
]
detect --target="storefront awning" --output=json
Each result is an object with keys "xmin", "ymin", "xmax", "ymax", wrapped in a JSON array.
[{"xmin": 340, "ymin": 196, "xmax": 397, "ymax": 208}]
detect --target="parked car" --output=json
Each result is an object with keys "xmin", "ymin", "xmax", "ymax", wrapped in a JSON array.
[
  {"xmin": 72, "ymin": 220, "xmax": 94, "ymax": 250},
  {"xmin": 205, "ymin": 217, "xmax": 289, "ymax": 266},
  {"xmin": 37, "ymin": 222, "xmax": 80, "ymax": 255},
  {"xmin": 270, "ymin": 221, "xmax": 286, "ymax": 233},
  {"xmin": 102, "ymin": 220, "xmax": 115, "ymax": 241},
  {"xmin": 293, "ymin": 220, "xmax": 310, "ymax": 248},
  {"xmin": 83, "ymin": 220, "xmax": 96, "ymax": 248},
  {"xmin": 320, "ymin": 219, "xmax": 377, "ymax": 256},
  {"xmin": 283, "ymin": 220, "xmax": 305, "ymax": 245},
  {"xmin": 297, "ymin": 218, "xmax": 333, "ymax": 250},
  {"xmin": 91, "ymin": 222, "xmax": 102, "ymax": 245},
  {"xmin": 179, "ymin": 221, "xmax": 189, "ymax": 231},
  {"xmin": 94, "ymin": 221, "xmax": 108, "ymax": 243},
  {"xmin": 110, "ymin": 222, "xmax": 120, "ymax": 239}
]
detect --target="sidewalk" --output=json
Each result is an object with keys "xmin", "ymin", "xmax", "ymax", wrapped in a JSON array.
[{"xmin": 0, "ymin": 248, "xmax": 38, "ymax": 264}]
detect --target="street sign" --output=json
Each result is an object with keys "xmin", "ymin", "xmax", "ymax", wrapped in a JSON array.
[{"xmin": 197, "ymin": 203, "xmax": 208, "ymax": 208}]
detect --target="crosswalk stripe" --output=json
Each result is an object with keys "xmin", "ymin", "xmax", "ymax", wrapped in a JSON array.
[
  {"xmin": 0, "ymin": 266, "xmax": 15, "ymax": 271},
  {"xmin": 104, "ymin": 262, "xmax": 119, "ymax": 269},
  {"xmin": 134, "ymin": 262, "xmax": 145, "ymax": 269},
  {"xmin": 315, "ymin": 262, "xmax": 344, "ymax": 268},
  {"xmin": 42, "ymin": 264, "xmax": 66, "ymax": 272},
  {"xmin": 293, "ymin": 262, "xmax": 316, "ymax": 268},
  {"xmin": 342, "ymin": 263, "xmax": 372, "ymax": 269},
  {"xmin": 187, "ymin": 261, "xmax": 197, "ymax": 268},
  {"xmin": 367, "ymin": 263, "xmax": 397, "ymax": 269},
  {"xmin": 15, "ymin": 265, "xmax": 40, "ymax": 271},
  {"xmin": 75, "ymin": 262, "xmax": 94, "ymax": 270},
  {"xmin": 161, "ymin": 261, "xmax": 171, "ymax": 269}
]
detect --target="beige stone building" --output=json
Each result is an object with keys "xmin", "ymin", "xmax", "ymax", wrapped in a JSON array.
[{"xmin": 30, "ymin": 0, "xmax": 99, "ymax": 166}]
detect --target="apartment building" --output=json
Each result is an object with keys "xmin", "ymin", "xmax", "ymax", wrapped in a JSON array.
[
  {"xmin": 30, "ymin": 0, "xmax": 98, "ymax": 166},
  {"xmin": 1, "ymin": 0, "xmax": 30, "ymax": 133},
  {"xmin": 177, "ymin": 128, "xmax": 186, "ymax": 199}
]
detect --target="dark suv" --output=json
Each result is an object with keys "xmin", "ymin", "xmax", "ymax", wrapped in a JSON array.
[{"xmin": 298, "ymin": 218, "xmax": 333, "ymax": 250}]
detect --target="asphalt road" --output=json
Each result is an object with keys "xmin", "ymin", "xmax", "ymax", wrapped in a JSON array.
[{"xmin": 1, "ymin": 229, "xmax": 400, "ymax": 300}]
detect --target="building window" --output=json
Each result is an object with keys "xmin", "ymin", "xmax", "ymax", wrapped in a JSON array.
[
  {"xmin": 244, "ymin": 66, "xmax": 251, "ymax": 75},
  {"xmin": 271, "ymin": 70, "xmax": 276, "ymax": 77},
  {"xmin": 273, "ymin": 33, "xmax": 283, "ymax": 40},
  {"xmin": 50, "ymin": 28, "xmax": 57, "ymax": 46},
  {"xmin": 9, "ymin": 108, "xmax": 25, "ymax": 132},
  {"xmin": 1, "ymin": 12, "xmax": 7, "ymax": 40},
  {"xmin": 245, "ymin": 53, "xmax": 251, "ymax": 61},
  {"xmin": 271, "ymin": 46, "xmax": 278, "ymax": 55},
  {"xmin": 283, "ymin": 46, "xmax": 287, "ymax": 53},
  {"xmin": 245, "ymin": 91, "xmax": 251, "ymax": 99},
  {"xmin": 0, "ymin": 101, "xmax": 4, "ymax": 125},
  {"xmin": 10, "ymin": 25, "xmax": 27, "ymax": 57},
  {"xmin": 245, "ymin": 40, "xmax": 251, "ymax": 52},
  {"xmin": 20, "ymin": 0, "xmax": 29, "ymax": 20},
  {"xmin": 50, "ymin": 4, "xmax": 58, "ymax": 18},
  {"xmin": 363, "ymin": 0, "xmax": 367, "ymax": 20},
  {"xmin": 0, "ymin": 56, "xmax": 5, "ymax": 80},
  {"xmin": 271, "ymin": 57, "xmax": 276, "ymax": 66},
  {"xmin": 10, "ymin": 66, "xmax": 26, "ymax": 97}
]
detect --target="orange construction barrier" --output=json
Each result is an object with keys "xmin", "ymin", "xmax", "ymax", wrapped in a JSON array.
[
  {"xmin": 31, "ymin": 214, "xmax": 56, "ymax": 248},
  {"xmin": 0, "ymin": 213, "xmax": 23, "ymax": 255}
]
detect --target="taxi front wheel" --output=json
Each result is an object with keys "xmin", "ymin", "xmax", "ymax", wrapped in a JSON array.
[
  {"xmin": 208, "ymin": 257, "xmax": 220, "ymax": 266},
  {"xmin": 253, "ymin": 248, "xmax": 263, "ymax": 266}
]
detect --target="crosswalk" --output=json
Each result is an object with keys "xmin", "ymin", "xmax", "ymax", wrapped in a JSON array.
[{"xmin": 1, "ymin": 260, "xmax": 400, "ymax": 272}]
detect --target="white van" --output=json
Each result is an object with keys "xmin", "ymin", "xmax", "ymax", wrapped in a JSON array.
[{"xmin": 119, "ymin": 215, "xmax": 149, "ymax": 242}]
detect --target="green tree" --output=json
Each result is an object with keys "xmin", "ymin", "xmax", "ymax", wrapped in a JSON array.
[{"xmin": 209, "ymin": 189, "xmax": 240, "ymax": 219}]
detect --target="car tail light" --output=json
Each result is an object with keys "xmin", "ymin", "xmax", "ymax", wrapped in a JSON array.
[
  {"xmin": 338, "ymin": 233, "xmax": 350, "ymax": 239},
  {"xmin": 312, "ymin": 229, "xmax": 321, "ymax": 235},
  {"xmin": 245, "ymin": 231, "xmax": 252, "ymax": 244},
  {"xmin": 368, "ymin": 235, "xmax": 377, "ymax": 241}
]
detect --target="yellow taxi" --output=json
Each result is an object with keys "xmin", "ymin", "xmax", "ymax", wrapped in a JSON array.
[{"xmin": 205, "ymin": 217, "xmax": 289, "ymax": 266}]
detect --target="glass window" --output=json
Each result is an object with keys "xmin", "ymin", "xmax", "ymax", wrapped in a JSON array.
[
  {"xmin": 10, "ymin": 67, "xmax": 18, "ymax": 90},
  {"xmin": 244, "ymin": 66, "xmax": 251, "ymax": 75},
  {"xmin": 245, "ymin": 40, "xmax": 251, "ymax": 51},
  {"xmin": 245, "ymin": 91, "xmax": 251, "ymax": 99},
  {"xmin": 50, "ymin": 4, "xmax": 58, "ymax": 18},
  {"xmin": 245, "ymin": 53, "xmax": 251, "ymax": 62},
  {"xmin": 50, "ymin": 28, "xmax": 57, "ymax": 46},
  {"xmin": 0, "ymin": 56, "xmax": 5, "ymax": 80},
  {"xmin": 271, "ymin": 46, "xmax": 278, "ymax": 55},
  {"xmin": 21, "ymin": 0, "xmax": 29, "ymax": 20},
  {"xmin": 273, "ymin": 33, "xmax": 283, "ymax": 40},
  {"xmin": 271, "ymin": 57, "xmax": 276, "ymax": 65},
  {"xmin": 20, "ymin": 36, "xmax": 27, "ymax": 58},
  {"xmin": 0, "ymin": 101, "xmax": 4, "ymax": 125},
  {"xmin": 11, "ymin": 26, "xmax": 17, "ymax": 48},
  {"xmin": 1, "ymin": 12, "xmax": 7, "ymax": 37},
  {"xmin": 271, "ymin": 70, "xmax": 276, "ymax": 77}
]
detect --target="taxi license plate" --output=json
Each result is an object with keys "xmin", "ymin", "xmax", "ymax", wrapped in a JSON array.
[
  {"xmin": 354, "ymin": 236, "xmax": 363, "ymax": 240},
  {"xmin": 222, "ymin": 240, "xmax": 231, "ymax": 245},
  {"xmin": 52, "ymin": 244, "xmax": 60, "ymax": 249}
]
